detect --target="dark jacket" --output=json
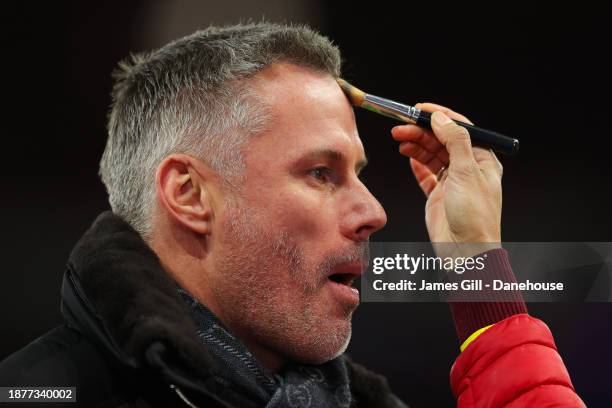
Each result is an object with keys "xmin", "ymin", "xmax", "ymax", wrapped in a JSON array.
[{"xmin": 0, "ymin": 212, "xmax": 405, "ymax": 407}]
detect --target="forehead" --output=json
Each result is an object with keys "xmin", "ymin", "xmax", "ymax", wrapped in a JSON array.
[{"xmin": 247, "ymin": 62, "xmax": 364, "ymax": 163}]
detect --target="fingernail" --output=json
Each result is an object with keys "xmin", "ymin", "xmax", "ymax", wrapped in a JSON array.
[
  {"xmin": 432, "ymin": 111, "xmax": 453, "ymax": 126},
  {"xmin": 391, "ymin": 125, "xmax": 405, "ymax": 136}
]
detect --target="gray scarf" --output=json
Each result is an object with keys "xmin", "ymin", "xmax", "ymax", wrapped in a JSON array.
[{"xmin": 177, "ymin": 288, "xmax": 353, "ymax": 408}]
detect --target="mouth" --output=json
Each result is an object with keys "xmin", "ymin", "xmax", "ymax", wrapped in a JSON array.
[
  {"xmin": 325, "ymin": 262, "xmax": 363, "ymax": 305},
  {"xmin": 328, "ymin": 271, "xmax": 358, "ymax": 287},
  {"xmin": 327, "ymin": 261, "xmax": 363, "ymax": 286}
]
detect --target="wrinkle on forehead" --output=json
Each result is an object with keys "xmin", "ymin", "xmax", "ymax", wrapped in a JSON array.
[
  {"xmin": 248, "ymin": 62, "xmax": 360, "ymax": 147},
  {"xmin": 252, "ymin": 63, "xmax": 355, "ymax": 120}
]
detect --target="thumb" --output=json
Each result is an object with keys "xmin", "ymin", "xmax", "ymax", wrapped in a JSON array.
[{"xmin": 430, "ymin": 111, "xmax": 476, "ymax": 171}]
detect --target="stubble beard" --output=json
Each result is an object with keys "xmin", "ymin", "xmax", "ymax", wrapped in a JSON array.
[{"xmin": 211, "ymin": 195, "xmax": 367, "ymax": 365}]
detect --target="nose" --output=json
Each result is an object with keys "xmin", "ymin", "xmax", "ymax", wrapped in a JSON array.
[{"xmin": 341, "ymin": 180, "xmax": 388, "ymax": 242}]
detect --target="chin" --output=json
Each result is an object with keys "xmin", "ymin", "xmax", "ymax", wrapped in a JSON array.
[{"xmin": 284, "ymin": 322, "xmax": 353, "ymax": 365}]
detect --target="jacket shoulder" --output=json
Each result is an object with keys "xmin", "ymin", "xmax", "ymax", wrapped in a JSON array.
[
  {"xmin": 1, "ymin": 325, "xmax": 93, "ymax": 384},
  {"xmin": 0, "ymin": 325, "xmax": 130, "ymax": 406}
]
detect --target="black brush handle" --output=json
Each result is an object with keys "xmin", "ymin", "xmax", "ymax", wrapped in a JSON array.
[{"xmin": 416, "ymin": 111, "xmax": 519, "ymax": 155}]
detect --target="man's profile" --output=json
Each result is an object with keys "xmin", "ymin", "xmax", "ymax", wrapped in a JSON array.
[{"xmin": 0, "ymin": 22, "xmax": 585, "ymax": 407}]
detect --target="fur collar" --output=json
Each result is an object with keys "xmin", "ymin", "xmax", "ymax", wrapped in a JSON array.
[{"xmin": 63, "ymin": 211, "xmax": 215, "ymax": 380}]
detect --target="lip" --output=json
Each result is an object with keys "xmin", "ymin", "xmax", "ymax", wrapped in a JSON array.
[
  {"xmin": 325, "ymin": 261, "xmax": 364, "ymax": 306},
  {"xmin": 326, "ymin": 279, "xmax": 360, "ymax": 306},
  {"xmin": 327, "ymin": 261, "xmax": 365, "ymax": 280}
]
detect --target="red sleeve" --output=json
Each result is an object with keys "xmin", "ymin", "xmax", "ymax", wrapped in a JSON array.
[
  {"xmin": 448, "ymin": 248, "xmax": 527, "ymax": 343},
  {"xmin": 451, "ymin": 314, "xmax": 586, "ymax": 408}
]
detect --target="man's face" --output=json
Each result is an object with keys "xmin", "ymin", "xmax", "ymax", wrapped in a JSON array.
[{"xmin": 210, "ymin": 63, "xmax": 387, "ymax": 366}]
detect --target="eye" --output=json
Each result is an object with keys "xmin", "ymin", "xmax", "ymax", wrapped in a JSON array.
[{"xmin": 309, "ymin": 167, "xmax": 333, "ymax": 183}]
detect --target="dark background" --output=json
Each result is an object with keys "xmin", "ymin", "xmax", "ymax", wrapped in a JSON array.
[{"xmin": 3, "ymin": 2, "xmax": 611, "ymax": 406}]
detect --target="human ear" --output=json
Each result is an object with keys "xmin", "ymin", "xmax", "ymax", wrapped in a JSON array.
[{"xmin": 155, "ymin": 154, "xmax": 215, "ymax": 235}]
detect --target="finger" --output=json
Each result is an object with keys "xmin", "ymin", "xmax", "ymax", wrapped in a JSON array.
[
  {"xmin": 430, "ymin": 111, "xmax": 476, "ymax": 172},
  {"xmin": 473, "ymin": 147, "xmax": 503, "ymax": 179},
  {"xmin": 410, "ymin": 158, "xmax": 438, "ymax": 197},
  {"xmin": 399, "ymin": 141, "xmax": 446, "ymax": 175},
  {"xmin": 392, "ymin": 125, "xmax": 449, "ymax": 163},
  {"xmin": 415, "ymin": 103, "xmax": 474, "ymax": 125}
]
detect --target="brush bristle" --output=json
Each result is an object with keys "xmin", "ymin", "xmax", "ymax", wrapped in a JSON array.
[{"xmin": 337, "ymin": 78, "xmax": 365, "ymax": 107}]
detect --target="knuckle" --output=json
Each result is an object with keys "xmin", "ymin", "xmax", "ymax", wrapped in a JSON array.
[
  {"xmin": 440, "ymin": 122, "xmax": 470, "ymax": 143},
  {"xmin": 451, "ymin": 125, "xmax": 471, "ymax": 141},
  {"xmin": 446, "ymin": 135, "xmax": 471, "ymax": 153}
]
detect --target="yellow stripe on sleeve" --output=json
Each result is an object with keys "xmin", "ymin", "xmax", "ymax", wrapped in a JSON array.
[{"xmin": 460, "ymin": 324, "xmax": 495, "ymax": 352}]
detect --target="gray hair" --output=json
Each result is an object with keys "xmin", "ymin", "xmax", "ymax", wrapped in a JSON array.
[{"xmin": 99, "ymin": 22, "xmax": 342, "ymax": 240}]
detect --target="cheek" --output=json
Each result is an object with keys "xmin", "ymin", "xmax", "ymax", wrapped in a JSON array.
[{"xmin": 268, "ymin": 188, "xmax": 339, "ymax": 238}]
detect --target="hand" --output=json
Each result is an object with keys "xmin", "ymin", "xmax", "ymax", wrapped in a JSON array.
[{"xmin": 391, "ymin": 103, "xmax": 503, "ymax": 256}]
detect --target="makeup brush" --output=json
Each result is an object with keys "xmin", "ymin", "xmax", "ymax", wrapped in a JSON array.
[{"xmin": 337, "ymin": 79, "xmax": 519, "ymax": 155}]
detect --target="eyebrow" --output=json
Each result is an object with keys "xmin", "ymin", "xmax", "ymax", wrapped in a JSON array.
[{"xmin": 296, "ymin": 148, "xmax": 369, "ymax": 174}]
